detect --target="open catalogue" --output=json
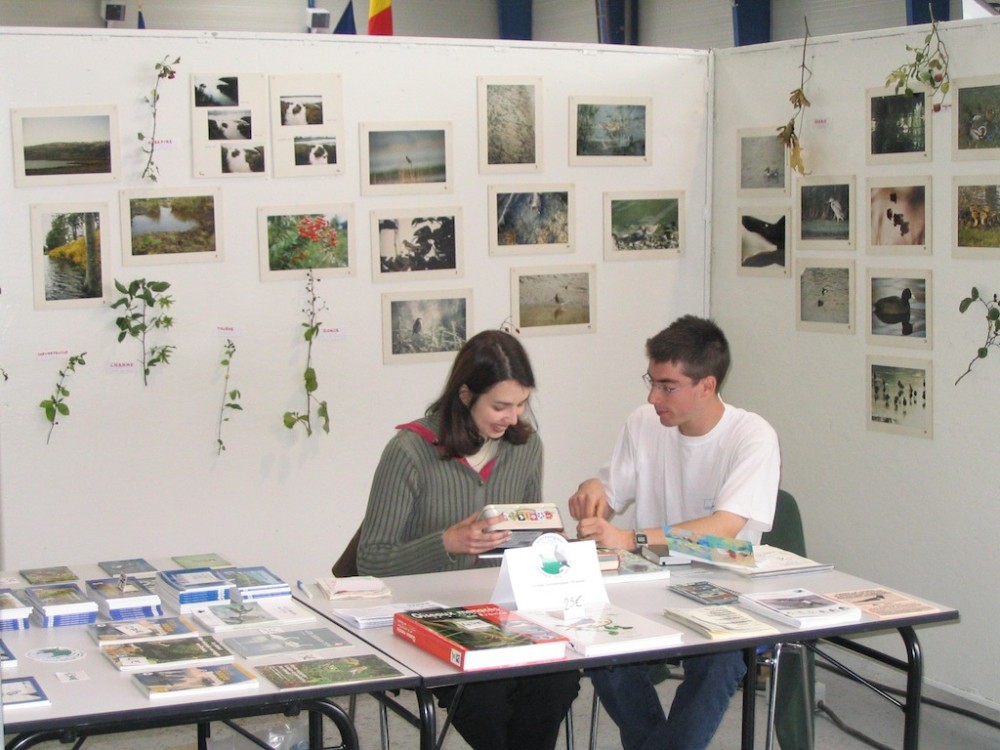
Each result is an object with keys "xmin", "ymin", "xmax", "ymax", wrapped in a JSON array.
[
  {"xmin": 662, "ymin": 605, "xmax": 780, "ymax": 640},
  {"xmin": 393, "ymin": 603, "xmax": 567, "ymax": 671}
]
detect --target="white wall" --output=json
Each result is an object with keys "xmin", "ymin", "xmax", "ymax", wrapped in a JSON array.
[
  {"xmin": 712, "ymin": 18, "xmax": 1000, "ymax": 710},
  {"xmin": 0, "ymin": 28, "xmax": 709, "ymax": 585}
]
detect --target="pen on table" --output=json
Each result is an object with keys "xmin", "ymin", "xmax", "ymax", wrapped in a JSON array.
[{"xmin": 296, "ymin": 579, "xmax": 313, "ymax": 599}]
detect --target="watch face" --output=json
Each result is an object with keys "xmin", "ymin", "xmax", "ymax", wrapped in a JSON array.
[{"xmin": 635, "ymin": 533, "xmax": 648, "ymax": 546}]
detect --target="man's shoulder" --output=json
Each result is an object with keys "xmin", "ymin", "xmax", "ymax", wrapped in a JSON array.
[{"xmin": 721, "ymin": 404, "xmax": 778, "ymax": 440}]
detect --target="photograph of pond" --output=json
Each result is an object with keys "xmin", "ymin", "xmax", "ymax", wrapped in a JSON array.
[
  {"xmin": 381, "ymin": 289, "xmax": 471, "ymax": 364},
  {"xmin": 120, "ymin": 187, "xmax": 222, "ymax": 266},
  {"xmin": 511, "ymin": 264, "xmax": 596, "ymax": 336},
  {"xmin": 30, "ymin": 203, "xmax": 110, "ymax": 309},
  {"xmin": 488, "ymin": 184, "xmax": 574, "ymax": 255},
  {"xmin": 570, "ymin": 97, "xmax": 650, "ymax": 165},
  {"xmin": 360, "ymin": 122, "xmax": 452, "ymax": 196},
  {"xmin": 370, "ymin": 208, "xmax": 462, "ymax": 281},
  {"xmin": 604, "ymin": 190, "xmax": 683, "ymax": 260},
  {"xmin": 867, "ymin": 89, "xmax": 930, "ymax": 164},
  {"xmin": 12, "ymin": 105, "xmax": 119, "ymax": 186},
  {"xmin": 258, "ymin": 204, "xmax": 353, "ymax": 281},
  {"xmin": 795, "ymin": 259, "xmax": 854, "ymax": 334},
  {"xmin": 867, "ymin": 356, "xmax": 932, "ymax": 439},
  {"xmin": 867, "ymin": 269, "xmax": 932, "ymax": 349},
  {"xmin": 737, "ymin": 126, "xmax": 788, "ymax": 197},
  {"xmin": 478, "ymin": 76, "xmax": 542, "ymax": 173},
  {"xmin": 953, "ymin": 75, "xmax": 1000, "ymax": 160}
]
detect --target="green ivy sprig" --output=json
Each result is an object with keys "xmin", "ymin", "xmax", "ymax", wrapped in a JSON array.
[
  {"xmin": 956, "ymin": 287, "xmax": 1000, "ymax": 385},
  {"xmin": 216, "ymin": 339, "xmax": 243, "ymax": 454},
  {"xmin": 40, "ymin": 352, "xmax": 86, "ymax": 444},
  {"xmin": 111, "ymin": 278, "xmax": 176, "ymax": 386},
  {"xmin": 283, "ymin": 269, "xmax": 330, "ymax": 436},
  {"xmin": 885, "ymin": 11, "xmax": 950, "ymax": 112},
  {"xmin": 138, "ymin": 54, "xmax": 181, "ymax": 181}
]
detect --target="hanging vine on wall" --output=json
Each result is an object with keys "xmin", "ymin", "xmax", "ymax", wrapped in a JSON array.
[
  {"xmin": 884, "ymin": 9, "xmax": 950, "ymax": 112},
  {"xmin": 111, "ymin": 278, "xmax": 176, "ymax": 386},
  {"xmin": 283, "ymin": 269, "xmax": 330, "ymax": 436},
  {"xmin": 776, "ymin": 19, "xmax": 812, "ymax": 175},
  {"xmin": 138, "ymin": 54, "xmax": 181, "ymax": 181},
  {"xmin": 39, "ymin": 352, "xmax": 86, "ymax": 444},
  {"xmin": 216, "ymin": 339, "xmax": 243, "ymax": 454},
  {"xmin": 955, "ymin": 287, "xmax": 1000, "ymax": 385}
]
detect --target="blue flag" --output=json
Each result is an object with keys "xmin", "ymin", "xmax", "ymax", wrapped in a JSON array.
[
  {"xmin": 137, "ymin": 9, "xmax": 146, "ymax": 28},
  {"xmin": 334, "ymin": 0, "xmax": 357, "ymax": 34}
]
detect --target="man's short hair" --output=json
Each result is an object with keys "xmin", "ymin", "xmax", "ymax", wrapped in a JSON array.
[{"xmin": 646, "ymin": 315, "xmax": 730, "ymax": 386}]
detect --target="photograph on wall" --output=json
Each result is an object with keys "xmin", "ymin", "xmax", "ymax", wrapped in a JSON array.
[
  {"xmin": 488, "ymin": 184, "xmax": 573, "ymax": 256},
  {"xmin": 866, "ymin": 88, "xmax": 931, "ymax": 165},
  {"xmin": 11, "ymin": 105, "xmax": 119, "ymax": 187},
  {"xmin": 120, "ymin": 187, "xmax": 222, "ymax": 266},
  {"xmin": 511, "ymin": 264, "xmax": 596, "ymax": 336},
  {"xmin": 866, "ymin": 269, "xmax": 932, "ymax": 349},
  {"xmin": 953, "ymin": 176, "xmax": 1000, "ymax": 258},
  {"xmin": 867, "ymin": 355, "xmax": 932, "ymax": 439},
  {"xmin": 952, "ymin": 75, "xmax": 1000, "ymax": 160},
  {"xmin": 360, "ymin": 122, "xmax": 452, "ymax": 196},
  {"xmin": 370, "ymin": 208, "xmax": 462, "ymax": 281},
  {"xmin": 258, "ymin": 204, "xmax": 353, "ymax": 281},
  {"xmin": 737, "ymin": 127, "xmax": 788, "ymax": 197},
  {"xmin": 30, "ymin": 203, "xmax": 110, "ymax": 309},
  {"xmin": 381, "ymin": 289, "xmax": 471, "ymax": 364},
  {"xmin": 795, "ymin": 258, "xmax": 854, "ymax": 334},
  {"xmin": 737, "ymin": 206, "xmax": 788, "ymax": 277},
  {"xmin": 191, "ymin": 73, "xmax": 268, "ymax": 177},
  {"xmin": 868, "ymin": 177, "xmax": 931, "ymax": 255},
  {"xmin": 478, "ymin": 76, "xmax": 542, "ymax": 174},
  {"xmin": 603, "ymin": 191, "xmax": 683, "ymax": 260},
  {"xmin": 269, "ymin": 73, "xmax": 343, "ymax": 178},
  {"xmin": 796, "ymin": 176, "xmax": 854, "ymax": 251},
  {"xmin": 569, "ymin": 97, "xmax": 651, "ymax": 166}
]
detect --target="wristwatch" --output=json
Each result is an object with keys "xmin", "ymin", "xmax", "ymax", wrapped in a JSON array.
[{"xmin": 634, "ymin": 532, "xmax": 648, "ymax": 550}]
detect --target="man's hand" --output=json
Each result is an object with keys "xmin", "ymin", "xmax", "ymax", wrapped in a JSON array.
[
  {"xmin": 568, "ymin": 478, "xmax": 609, "ymax": 520},
  {"xmin": 442, "ymin": 512, "xmax": 511, "ymax": 556},
  {"xmin": 575, "ymin": 516, "xmax": 633, "ymax": 550}
]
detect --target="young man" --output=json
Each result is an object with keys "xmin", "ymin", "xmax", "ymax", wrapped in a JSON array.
[{"xmin": 570, "ymin": 315, "xmax": 780, "ymax": 750}]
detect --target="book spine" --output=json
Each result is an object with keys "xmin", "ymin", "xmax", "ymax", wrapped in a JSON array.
[{"xmin": 393, "ymin": 613, "xmax": 467, "ymax": 670}]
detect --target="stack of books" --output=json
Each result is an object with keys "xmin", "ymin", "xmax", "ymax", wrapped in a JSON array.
[
  {"xmin": 157, "ymin": 568, "xmax": 233, "ymax": 613},
  {"xmin": 218, "ymin": 566, "xmax": 291, "ymax": 602},
  {"xmin": 86, "ymin": 577, "xmax": 163, "ymax": 620},
  {"xmin": 24, "ymin": 583, "xmax": 99, "ymax": 627},
  {"xmin": 98, "ymin": 558, "xmax": 159, "ymax": 586},
  {"xmin": 0, "ymin": 589, "xmax": 33, "ymax": 631}
]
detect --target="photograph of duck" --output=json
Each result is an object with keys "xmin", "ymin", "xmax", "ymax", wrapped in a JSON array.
[{"xmin": 869, "ymin": 273, "xmax": 929, "ymax": 341}]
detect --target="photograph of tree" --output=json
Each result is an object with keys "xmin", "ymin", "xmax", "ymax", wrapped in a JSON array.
[{"xmin": 31, "ymin": 204, "xmax": 108, "ymax": 309}]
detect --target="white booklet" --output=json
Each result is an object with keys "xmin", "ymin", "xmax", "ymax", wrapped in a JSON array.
[{"xmin": 330, "ymin": 600, "xmax": 444, "ymax": 629}]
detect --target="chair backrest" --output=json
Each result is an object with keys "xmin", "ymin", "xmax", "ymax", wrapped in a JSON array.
[
  {"xmin": 332, "ymin": 525, "xmax": 362, "ymax": 577},
  {"xmin": 760, "ymin": 489, "xmax": 807, "ymax": 557}
]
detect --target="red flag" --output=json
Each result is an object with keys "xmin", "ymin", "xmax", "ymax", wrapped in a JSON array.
[{"xmin": 368, "ymin": 0, "xmax": 392, "ymax": 35}]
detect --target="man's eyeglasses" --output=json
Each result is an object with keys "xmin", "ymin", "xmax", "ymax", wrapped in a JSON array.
[{"xmin": 642, "ymin": 372, "xmax": 694, "ymax": 395}]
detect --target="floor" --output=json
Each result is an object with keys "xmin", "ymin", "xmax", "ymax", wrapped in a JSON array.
[{"xmin": 18, "ymin": 645, "xmax": 999, "ymax": 749}]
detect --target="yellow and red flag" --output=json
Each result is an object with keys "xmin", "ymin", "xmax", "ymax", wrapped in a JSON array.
[{"xmin": 368, "ymin": 0, "xmax": 393, "ymax": 35}]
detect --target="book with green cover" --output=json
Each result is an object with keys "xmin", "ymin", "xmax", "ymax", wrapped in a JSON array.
[
  {"xmin": 19, "ymin": 566, "xmax": 77, "ymax": 585},
  {"xmin": 171, "ymin": 552, "xmax": 232, "ymax": 569},
  {"xmin": 255, "ymin": 653, "xmax": 402, "ymax": 689},
  {"xmin": 223, "ymin": 627, "xmax": 348, "ymax": 658},
  {"xmin": 90, "ymin": 616, "xmax": 198, "ymax": 646},
  {"xmin": 101, "ymin": 634, "xmax": 234, "ymax": 672},
  {"xmin": 133, "ymin": 663, "xmax": 258, "ymax": 700}
]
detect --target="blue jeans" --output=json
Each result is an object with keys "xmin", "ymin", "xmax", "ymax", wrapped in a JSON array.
[{"xmin": 589, "ymin": 651, "xmax": 747, "ymax": 750}]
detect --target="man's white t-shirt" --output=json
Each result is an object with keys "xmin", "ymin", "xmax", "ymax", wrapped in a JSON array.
[{"xmin": 599, "ymin": 401, "xmax": 780, "ymax": 543}]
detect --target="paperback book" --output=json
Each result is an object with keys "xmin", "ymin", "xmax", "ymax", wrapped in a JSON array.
[
  {"xmin": 393, "ymin": 603, "xmax": 568, "ymax": 671},
  {"xmin": 98, "ymin": 558, "xmax": 158, "ymax": 580},
  {"xmin": 825, "ymin": 587, "xmax": 940, "ymax": 619},
  {"xmin": 190, "ymin": 599, "xmax": 316, "ymax": 632},
  {"xmin": 739, "ymin": 588, "xmax": 863, "ymax": 628},
  {"xmin": 171, "ymin": 552, "xmax": 233, "ymax": 569},
  {"xmin": 255, "ymin": 653, "xmax": 403, "ymax": 689},
  {"xmin": 24, "ymin": 582, "xmax": 98, "ymax": 627},
  {"xmin": 19, "ymin": 566, "xmax": 77, "ymax": 585},
  {"xmin": 90, "ymin": 615, "xmax": 199, "ymax": 646},
  {"xmin": 2, "ymin": 675, "xmax": 50, "ymax": 708},
  {"xmin": 664, "ymin": 530, "xmax": 756, "ymax": 568},
  {"xmin": 223, "ymin": 627, "xmax": 349, "ymax": 658},
  {"xmin": 101, "ymin": 634, "xmax": 234, "ymax": 672},
  {"xmin": 86, "ymin": 577, "xmax": 163, "ymax": 620},
  {"xmin": 314, "ymin": 576, "xmax": 391, "ymax": 600},
  {"xmin": 0, "ymin": 588, "xmax": 33, "ymax": 630},
  {"xmin": 724, "ymin": 545, "xmax": 833, "ymax": 579},
  {"xmin": 662, "ymin": 605, "xmax": 780, "ymax": 640},
  {"xmin": 132, "ymin": 663, "xmax": 258, "ymax": 700},
  {"xmin": 668, "ymin": 580, "xmax": 740, "ymax": 605},
  {"xmin": 217, "ymin": 566, "xmax": 291, "ymax": 602},
  {"xmin": 157, "ymin": 568, "xmax": 233, "ymax": 612},
  {"xmin": 522, "ymin": 604, "xmax": 684, "ymax": 657},
  {"xmin": 602, "ymin": 550, "xmax": 673, "ymax": 585},
  {"xmin": 330, "ymin": 600, "xmax": 443, "ymax": 629}
]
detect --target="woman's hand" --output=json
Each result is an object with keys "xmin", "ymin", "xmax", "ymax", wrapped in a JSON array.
[{"xmin": 442, "ymin": 512, "xmax": 511, "ymax": 556}]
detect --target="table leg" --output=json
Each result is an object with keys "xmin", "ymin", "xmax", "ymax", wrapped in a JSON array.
[{"xmin": 742, "ymin": 647, "xmax": 758, "ymax": 750}]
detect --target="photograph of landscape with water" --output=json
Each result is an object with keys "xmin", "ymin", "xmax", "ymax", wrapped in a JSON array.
[
  {"xmin": 571, "ymin": 97, "xmax": 649, "ymax": 164},
  {"xmin": 798, "ymin": 177, "xmax": 853, "ymax": 250},
  {"xmin": 362, "ymin": 125, "xmax": 450, "ymax": 195},
  {"xmin": 31, "ymin": 204, "xmax": 108, "ymax": 309},
  {"xmin": 13, "ymin": 107, "xmax": 117, "ymax": 186},
  {"xmin": 512, "ymin": 265, "xmax": 595, "ymax": 335},
  {"xmin": 738, "ymin": 127, "xmax": 788, "ymax": 196},
  {"xmin": 605, "ymin": 191, "xmax": 681, "ymax": 260},
  {"xmin": 867, "ymin": 271, "xmax": 931, "ymax": 347},
  {"xmin": 868, "ymin": 356, "xmax": 932, "ymax": 438},
  {"xmin": 796, "ymin": 260, "xmax": 854, "ymax": 333},
  {"xmin": 121, "ymin": 189, "xmax": 220, "ymax": 265}
]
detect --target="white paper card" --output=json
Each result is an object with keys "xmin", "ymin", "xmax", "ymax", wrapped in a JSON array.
[{"xmin": 491, "ymin": 536, "xmax": 608, "ymax": 611}]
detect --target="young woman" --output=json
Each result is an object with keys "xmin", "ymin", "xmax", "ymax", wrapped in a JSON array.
[{"xmin": 357, "ymin": 329, "xmax": 579, "ymax": 750}]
